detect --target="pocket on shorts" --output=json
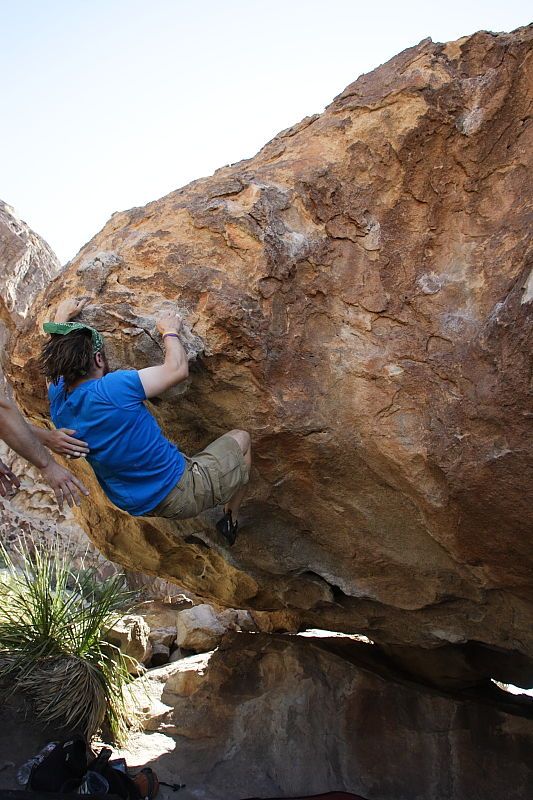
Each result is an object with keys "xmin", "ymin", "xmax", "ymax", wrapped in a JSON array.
[
  {"xmin": 188, "ymin": 436, "xmax": 247, "ymax": 508},
  {"xmin": 212, "ymin": 463, "xmax": 244, "ymax": 506},
  {"xmin": 179, "ymin": 461, "xmax": 214, "ymax": 517},
  {"xmin": 150, "ymin": 476, "xmax": 188, "ymax": 518}
]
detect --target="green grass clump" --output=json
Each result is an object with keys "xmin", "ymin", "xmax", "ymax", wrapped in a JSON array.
[{"xmin": 0, "ymin": 539, "xmax": 139, "ymax": 743}]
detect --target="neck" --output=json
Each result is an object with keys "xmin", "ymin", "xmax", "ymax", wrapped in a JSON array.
[{"xmin": 67, "ymin": 368, "xmax": 104, "ymax": 391}]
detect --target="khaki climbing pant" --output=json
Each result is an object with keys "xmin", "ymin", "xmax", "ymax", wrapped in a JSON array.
[{"xmin": 146, "ymin": 433, "xmax": 249, "ymax": 520}]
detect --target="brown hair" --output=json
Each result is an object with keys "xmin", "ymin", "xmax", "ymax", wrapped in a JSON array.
[{"xmin": 40, "ymin": 329, "xmax": 95, "ymax": 387}]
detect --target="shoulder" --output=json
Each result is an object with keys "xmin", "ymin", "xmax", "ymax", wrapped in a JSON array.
[
  {"xmin": 98, "ymin": 370, "xmax": 147, "ymax": 406},
  {"xmin": 100, "ymin": 369, "xmax": 144, "ymax": 390}
]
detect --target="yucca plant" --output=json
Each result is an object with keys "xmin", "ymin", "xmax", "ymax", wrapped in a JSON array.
[{"xmin": 0, "ymin": 538, "xmax": 140, "ymax": 743}]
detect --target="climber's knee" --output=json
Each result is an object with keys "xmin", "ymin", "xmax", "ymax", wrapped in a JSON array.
[{"xmin": 226, "ymin": 429, "xmax": 251, "ymax": 456}]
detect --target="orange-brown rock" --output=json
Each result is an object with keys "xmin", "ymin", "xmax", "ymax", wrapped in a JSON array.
[{"xmin": 6, "ymin": 27, "xmax": 533, "ymax": 685}]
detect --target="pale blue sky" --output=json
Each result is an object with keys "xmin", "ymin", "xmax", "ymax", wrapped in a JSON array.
[{"xmin": 1, "ymin": 0, "xmax": 530, "ymax": 263}]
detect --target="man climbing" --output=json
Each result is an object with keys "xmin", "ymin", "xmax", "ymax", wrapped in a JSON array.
[
  {"xmin": 39, "ymin": 298, "xmax": 251, "ymax": 544},
  {"xmin": 0, "ymin": 387, "xmax": 89, "ymax": 509}
]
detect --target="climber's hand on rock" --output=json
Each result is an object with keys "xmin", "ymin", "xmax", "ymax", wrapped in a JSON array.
[
  {"xmin": 40, "ymin": 458, "xmax": 89, "ymax": 511},
  {"xmin": 156, "ymin": 309, "xmax": 183, "ymax": 336},
  {"xmin": 140, "ymin": 309, "xmax": 189, "ymax": 397},
  {"xmin": 54, "ymin": 297, "xmax": 90, "ymax": 323},
  {"xmin": 47, "ymin": 428, "xmax": 90, "ymax": 459},
  {"xmin": 0, "ymin": 459, "xmax": 20, "ymax": 497}
]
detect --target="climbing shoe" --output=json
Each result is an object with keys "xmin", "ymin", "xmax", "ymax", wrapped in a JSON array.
[{"xmin": 216, "ymin": 510, "xmax": 239, "ymax": 546}]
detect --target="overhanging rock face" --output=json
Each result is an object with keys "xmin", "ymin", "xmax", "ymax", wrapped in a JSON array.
[{"xmin": 7, "ymin": 27, "xmax": 533, "ymax": 684}]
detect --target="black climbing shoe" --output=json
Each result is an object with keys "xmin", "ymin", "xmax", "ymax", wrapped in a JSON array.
[{"xmin": 216, "ymin": 510, "xmax": 239, "ymax": 546}]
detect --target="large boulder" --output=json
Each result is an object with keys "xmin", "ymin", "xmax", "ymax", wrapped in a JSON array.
[
  {"xmin": 176, "ymin": 603, "xmax": 227, "ymax": 652},
  {"xmin": 175, "ymin": 603, "xmax": 260, "ymax": 652},
  {"xmin": 107, "ymin": 614, "xmax": 153, "ymax": 671},
  {"xmin": 6, "ymin": 27, "xmax": 533, "ymax": 686}
]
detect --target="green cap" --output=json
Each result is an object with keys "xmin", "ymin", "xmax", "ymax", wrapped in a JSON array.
[{"xmin": 43, "ymin": 321, "xmax": 104, "ymax": 354}]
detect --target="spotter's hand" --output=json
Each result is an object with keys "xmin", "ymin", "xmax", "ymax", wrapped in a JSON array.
[
  {"xmin": 0, "ymin": 459, "xmax": 20, "ymax": 498},
  {"xmin": 47, "ymin": 428, "xmax": 90, "ymax": 459}
]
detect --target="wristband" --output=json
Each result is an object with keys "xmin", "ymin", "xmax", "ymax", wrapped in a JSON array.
[{"xmin": 162, "ymin": 332, "xmax": 179, "ymax": 338}]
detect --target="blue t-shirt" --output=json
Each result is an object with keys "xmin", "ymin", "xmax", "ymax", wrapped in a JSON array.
[{"xmin": 48, "ymin": 370, "xmax": 185, "ymax": 516}]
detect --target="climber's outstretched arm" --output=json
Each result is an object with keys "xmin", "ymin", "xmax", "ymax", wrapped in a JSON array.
[
  {"xmin": 0, "ymin": 390, "xmax": 53, "ymax": 473},
  {"xmin": 138, "ymin": 309, "xmax": 189, "ymax": 398},
  {"xmin": 0, "ymin": 388, "xmax": 89, "ymax": 508}
]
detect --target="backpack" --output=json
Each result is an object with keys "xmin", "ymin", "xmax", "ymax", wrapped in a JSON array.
[
  {"xmin": 26, "ymin": 736, "xmax": 161, "ymax": 799},
  {"xmin": 26, "ymin": 737, "xmax": 87, "ymax": 793}
]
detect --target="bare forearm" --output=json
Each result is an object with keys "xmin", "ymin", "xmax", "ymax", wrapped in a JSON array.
[
  {"xmin": 163, "ymin": 335, "xmax": 188, "ymax": 376},
  {"xmin": 138, "ymin": 309, "xmax": 189, "ymax": 397},
  {"xmin": 29, "ymin": 424, "xmax": 53, "ymax": 447},
  {"xmin": 0, "ymin": 400, "xmax": 51, "ymax": 470}
]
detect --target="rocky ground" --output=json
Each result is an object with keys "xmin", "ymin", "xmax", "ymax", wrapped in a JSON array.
[
  {"xmin": 2, "ymin": 584, "xmax": 530, "ymax": 800},
  {"xmin": 2, "ymin": 603, "xmax": 532, "ymax": 799}
]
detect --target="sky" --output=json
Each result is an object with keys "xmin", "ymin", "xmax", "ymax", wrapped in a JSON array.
[{"xmin": 1, "ymin": 0, "xmax": 531, "ymax": 263}]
